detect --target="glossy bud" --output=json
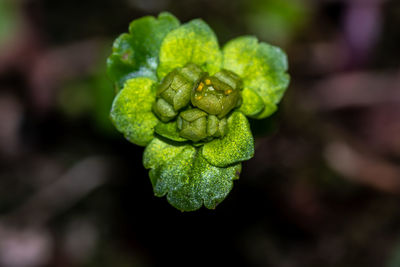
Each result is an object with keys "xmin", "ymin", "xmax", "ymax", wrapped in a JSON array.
[
  {"xmin": 191, "ymin": 69, "xmax": 242, "ymax": 118},
  {"xmin": 153, "ymin": 98, "xmax": 178, "ymax": 122},
  {"xmin": 177, "ymin": 109, "xmax": 207, "ymax": 142},
  {"xmin": 207, "ymin": 115, "xmax": 227, "ymax": 138},
  {"xmin": 177, "ymin": 109, "xmax": 228, "ymax": 142},
  {"xmin": 157, "ymin": 63, "xmax": 204, "ymax": 111}
]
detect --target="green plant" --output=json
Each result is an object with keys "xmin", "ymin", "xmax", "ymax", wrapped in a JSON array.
[{"xmin": 107, "ymin": 12, "xmax": 289, "ymax": 211}]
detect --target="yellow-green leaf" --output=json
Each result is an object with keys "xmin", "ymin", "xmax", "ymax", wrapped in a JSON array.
[
  {"xmin": 107, "ymin": 12, "xmax": 180, "ymax": 90},
  {"xmin": 222, "ymin": 36, "xmax": 290, "ymax": 119},
  {"xmin": 239, "ymin": 87, "xmax": 265, "ymax": 117},
  {"xmin": 110, "ymin": 78, "xmax": 158, "ymax": 146},
  {"xmin": 143, "ymin": 137, "xmax": 189, "ymax": 169},
  {"xmin": 202, "ymin": 111, "xmax": 254, "ymax": 167},
  {"xmin": 157, "ymin": 19, "xmax": 222, "ymax": 79},
  {"xmin": 143, "ymin": 137, "xmax": 241, "ymax": 211},
  {"xmin": 167, "ymin": 153, "xmax": 241, "ymax": 211}
]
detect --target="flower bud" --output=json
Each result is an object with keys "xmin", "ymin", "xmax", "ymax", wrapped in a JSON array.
[
  {"xmin": 207, "ymin": 115, "xmax": 227, "ymax": 138},
  {"xmin": 177, "ymin": 109, "xmax": 228, "ymax": 142},
  {"xmin": 177, "ymin": 109, "xmax": 208, "ymax": 142},
  {"xmin": 191, "ymin": 69, "xmax": 242, "ymax": 118},
  {"xmin": 153, "ymin": 98, "xmax": 178, "ymax": 122},
  {"xmin": 157, "ymin": 63, "xmax": 204, "ymax": 112}
]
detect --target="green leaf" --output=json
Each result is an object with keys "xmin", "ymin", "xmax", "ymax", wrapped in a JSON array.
[
  {"xmin": 151, "ymin": 147, "xmax": 196, "ymax": 198},
  {"xmin": 110, "ymin": 77, "xmax": 159, "ymax": 146},
  {"xmin": 202, "ymin": 111, "xmax": 254, "ymax": 167},
  {"xmin": 222, "ymin": 36, "xmax": 290, "ymax": 119},
  {"xmin": 143, "ymin": 137, "xmax": 241, "ymax": 211},
  {"xmin": 143, "ymin": 137, "xmax": 188, "ymax": 169},
  {"xmin": 246, "ymin": 72, "xmax": 288, "ymax": 118},
  {"xmin": 157, "ymin": 19, "xmax": 222, "ymax": 80},
  {"xmin": 167, "ymin": 153, "xmax": 241, "ymax": 211},
  {"xmin": 107, "ymin": 12, "xmax": 180, "ymax": 90},
  {"xmin": 239, "ymin": 88, "xmax": 265, "ymax": 117},
  {"xmin": 154, "ymin": 121, "xmax": 188, "ymax": 142}
]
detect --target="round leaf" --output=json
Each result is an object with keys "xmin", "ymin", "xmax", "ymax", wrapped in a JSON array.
[
  {"xmin": 157, "ymin": 19, "xmax": 222, "ymax": 79},
  {"xmin": 110, "ymin": 77, "xmax": 158, "ymax": 146},
  {"xmin": 144, "ymin": 137, "xmax": 241, "ymax": 211},
  {"xmin": 246, "ymin": 72, "xmax": 289, "ymax": 118},
  {"xmin": 152, "ymin": 147, "xmax": 196, "ymax": 198},
  {"xmin": 239, "ymin": 87, "xmax": 265, "ymax": 117},
  {"xmin": 202, "ymin": 111, "xmax": 254, "ymax": 167},
  {"xmin": 167, "ymin": 154, "xmax": 241, "ymax": 211},
  {"xmin": 107, "ymin": 12, "xmax": 180, "ymax": 90},
  {"xmin": 222, "ymin": 36, "xmax": 290, "ymax": 119},
  {"xmin": 143, "ymin": 137, "xmax": 189, "ymax": 169}
]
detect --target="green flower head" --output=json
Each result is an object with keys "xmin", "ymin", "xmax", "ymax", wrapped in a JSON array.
[{"xmin": 107, "ymin": 12, "xmax": 290, "ymax": 211}]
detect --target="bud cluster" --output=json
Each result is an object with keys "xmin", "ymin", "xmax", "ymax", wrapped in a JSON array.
[{"xmin": 152, "ymin": 63, "xmax": 242, "ymax": 142}]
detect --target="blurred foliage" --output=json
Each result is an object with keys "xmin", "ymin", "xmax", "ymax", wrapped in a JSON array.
[
  {"xmin": 57, "ymin": 43, "xmax": 117, "ymax": 136},
  {"xmin": 244, "ymin": 0, "xmax": 310, "ymax": 45},
  {"xmin": 0, "ymin": 0, "xmax": 19, "ymax": 45}
]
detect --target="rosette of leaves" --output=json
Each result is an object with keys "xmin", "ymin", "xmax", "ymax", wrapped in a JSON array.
[{"xmin": 107, "ymin": 12, "xmax": 289, "ymax": 211}]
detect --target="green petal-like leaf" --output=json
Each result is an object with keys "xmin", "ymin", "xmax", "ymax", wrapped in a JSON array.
[
  {"xmin": 167, "ymin": 154, "xmax": 241, "ymax": 211},
  {"xmin": 110, "ymin": 78, "xmax": 158, "ymax": 146},
  {"xmin": 239, "ymin": 87, "xmax": 265, "ymax": 117},
  {"xmin": 143, "ymin": 137, "xmax": 188, "ymax": 169},
  {"xmin": 143, "ymin": 137, "xmax": 241, "ymax": 211},
  {"xmin": 154, "ymin": 121, "xmax": 188, "ymax": 142},
  {"xmin": 222, "ymin": 36, "xmax": 290, "ymax": 119},
  {"xmin": 107, "ymin": 12, "xmax": 180, "ymax": 89},
  {"xmin": 202, "ymin": 111, "xmax": 254, "ymax": 167},
  {"xmin": 152, "ymin": 147, "xmax": 196, "ymax": 198},
  {"xmin": 246, "ymin": 72, "xmax": 288, "ymax": 118},
  {"xmin": 157, "ymin": 19, "xmax": 222, "ymax": 79}
]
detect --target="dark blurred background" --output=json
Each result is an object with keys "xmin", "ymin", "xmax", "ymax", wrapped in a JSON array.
[{"xmin": 1, "ymin": 0, "xmax": 400, "ymax": 266}]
